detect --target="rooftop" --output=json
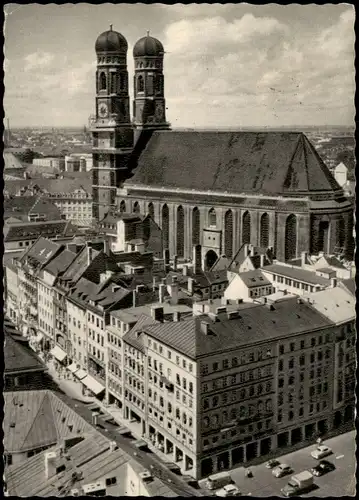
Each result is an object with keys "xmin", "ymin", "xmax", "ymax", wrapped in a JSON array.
[
  {"xmin": 144, "ymin": 298, "xmax": 332, "ymax": 359},
  {"xmin": 4, "ymin": 390, "xmax": 94, "ymax": 454},
  {"xmin": 5, "ymin": 331, "xmax": 47, "ymax": 375},
  {"xmin": 123, "ymin": 314, "xmax": 159, "ymax": 352},
  {"xmin": 302, "ymin": 287, "xmax": 355, "ymax": 324},
  {"xmin": 238, "ymin": 269, "xmax": 272, "ymax": 288},
  {"xmin": 263, "ymin": 263, "xmax": 331, "ymax": 286},
  {"xmin": 127, "ymin": 131, "xmax": 342, "ymax": 198},
  {"xmin": 4, "ymin": 220, "xmax": 77, "ymax": 242}
]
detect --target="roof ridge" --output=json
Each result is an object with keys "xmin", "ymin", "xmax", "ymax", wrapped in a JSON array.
[
  {"xmin": 303, "ymin": 135, "xmax": 342, "ymax": 191},
  {"xmin": 301, "ymin": 134, "xmax": 311, "ymax": 192},
  {"xmin": 283, "ymin": 134, "xmax": 303, "ymax": 189}
]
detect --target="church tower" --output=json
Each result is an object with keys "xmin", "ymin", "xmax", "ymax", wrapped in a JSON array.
[
  {"xmin": 132, "ymin": 32, "xmax": 170, "ymax": 142},
  {"xmin": 92, "ymin": 26, "xmax": 134, "ymax": 221}
]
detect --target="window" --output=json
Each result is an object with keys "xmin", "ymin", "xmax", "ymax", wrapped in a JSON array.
[
  {"xmin": 176, "ymin": 356, "xmax": 180, "ymax": 365},
  {"xmin": 106, "ymin": 477, "xmax": 117, "ymax": 486},
  {"xmin": 278, "ymin": 359, "xmax": 283, "ymax": 371},
  {"xmin": 279, "ymin": 345, "xmax": 284, "ymax": 355},
  {"xmin": 310, "ymin": 353, "xmax": 315, "ymax": 363},
  {"xmin": 300, "ymin": 372, "xmax": 304, "ymax": 382},
  {"xmin": 232, "ymin": 357, "xmax": 238, "ymax": 367},
  {"xmin": 213, "ymin": 396, "xmax": 219, "ymax": 407},
  {"xmin": 189, "ymin": 382, "xmax": 193, "ymax": 394},
  {"xmin": 288, "ymin": 357, "xmax": 294, "ymax": 369},
  {"xmin": 290, "ymin": 342, "xmax": 295, "ymax": 352},
  {"xmin": 288, "ymin": 411, "xmax": 294, "ymax": 421},
  {"xmin": 208, "ymin": 208, "xmax": 217, "ymax": 227},
  {"xmin": 288, "ymin": 376, "xmax": 294, "ymax": 386},
  {"xmin": 299, "ymin": 355, "xmax": 305, "ymax": 366},
  {"xmin": 311, "ymin": 337, "xmax": 316, "ymax": 347},
  {"xmin": 278, "ymin": 378, "xmax": 284, "ymax": 388},
  {"xmin": 213, "ymin": 362, "xmax": 219, "ymax": 371},
  {"xmin": 223, "ymin": 359, "xmax": 229, "ymax": 369}
]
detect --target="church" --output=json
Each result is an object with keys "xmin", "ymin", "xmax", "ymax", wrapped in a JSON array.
[{"xmin": 91, "ymin": 27, "xmax": 353, "ymax": 267}]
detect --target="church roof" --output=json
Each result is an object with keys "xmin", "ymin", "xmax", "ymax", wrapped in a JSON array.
[{"xmin": 127, "ymin": 131, "xmax": 342, "ymax": 197}]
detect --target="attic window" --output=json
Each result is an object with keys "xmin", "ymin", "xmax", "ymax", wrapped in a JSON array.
[
  {"xmin": 251, "ymin": 278, "xmax": 256, "ymax": 282},
  {"xmin": 68, "ymin": 424, "xmax": 73, "ymax": 432},
  {"xmin": 10, "ymin": 422, "xmax": 16, "ymax": 428},
  {"xmin": 106, "ymin": 477, "xmax": 117, "ymax": 486},
  {"xmin": 296, "ymin": 314, "xmax": 301, "ymax": 318},
  {"xmin": 248, "ymin": 326, "xmax": 252, "ymax": 330},
  {"xmin": 62, "ymin": 417, "xmax": 66, "ymax": 423}
]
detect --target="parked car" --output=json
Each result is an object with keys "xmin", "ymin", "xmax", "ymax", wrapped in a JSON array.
[
  {"xmin": 310, "ymin": 460, "xmax": 336, "ymax": 477},
  {"xmin": 215, "ymin": 484, "xmax": 241, "ymax": 497},
  {"xmin": 266, "ymin": 459, "xmax": 281, "ymax": 469},
  {"xmin": 311, "ymin": 445, "xmax": 333, "ymax": 460},
  {"xmin": 272, "ymin": 464, "xmax": 293, "ymax": 478}
]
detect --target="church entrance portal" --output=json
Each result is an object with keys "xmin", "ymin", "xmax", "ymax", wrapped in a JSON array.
[{"xmin": 205, "ymin": 250, "xmax": 218, "ymax": 270}]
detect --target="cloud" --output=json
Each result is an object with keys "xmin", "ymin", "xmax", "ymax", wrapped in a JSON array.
[{"xmin": 24, "ymin": 51, "xmax": 54, "ymax": 71}]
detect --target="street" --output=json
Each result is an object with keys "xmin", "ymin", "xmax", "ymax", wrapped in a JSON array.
[{"xmin": 225, "ymin": 431, "xmax": 356, "ymax": 497}]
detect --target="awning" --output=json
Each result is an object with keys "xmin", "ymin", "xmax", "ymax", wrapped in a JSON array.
[
  {"xmin": 74, "ymin": 369, "xmax": 87, "ymax": 380},
  {"xmin": 67, "ymin": 362, "xmax": 78, "ymax": 373},
  {"xmin": 50, "ymin": 345, "xmax": 67, "ymax": 362},
  {"xmin": 134, "ymin": 440, "xmax": 148, "ymax": 449},
  {"xmin": 81, "ymin": 375, "xmax": 105, "ymax": 395}
]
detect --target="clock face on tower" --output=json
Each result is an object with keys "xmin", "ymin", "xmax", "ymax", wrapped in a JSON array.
[{"xmin": 98, "ymin": 103, "xmax": 109, "ymax": 118}]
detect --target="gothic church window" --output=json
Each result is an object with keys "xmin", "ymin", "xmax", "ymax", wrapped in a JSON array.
[
  {"xmin": 100, "ymin": 72, "xmax": 107, "ymax": 91},
  {"xmin": 285, "ymin": 214, "xmax": 297, "ymax": 261},
  {"xmin": 147, "ymin": 75, "xmax": 154, "ymax": 95},
  {"xmin": 133, "ymin": 201, "xmax": 140, "ymax": 213},
  {"xmin": 148, "ymin": 202, "xmax": 155, "ymax": 219},
  {"xmin": 224, "ymin": 210, "xmax": 233, "ymax": 258},
  {"xmin": 242, "ymin": 211, "xmax": 251, "ymax": 245},
  {"xmin": 208, "ymin": 208, "xmax": 217, "ymax": 227},
  {"xmin": 192, "ymin": 207, "xmax": 200, "ymax": 245},
  {"xmin": 162, "ymin": 204, "xmax": 169, "ymax": 250},
  {"xmin": 110, "ymin": 74, "xmax": 117, "ymax": 94},
  {"xmin": 176, "ymin": 206, "xmax": 185, "ymax": 257},
  {"xmin": 138, "ymin": 75, "xmax": 144, "ymax": 92},
  {"xmin": 336, "ymin": 216, "xmax": 345, "ymax": 248},
  {"xmin": 120, "ymin": 200, "xmax": 126, "ymax": 212},
  {"xmin": 260, "ymin": 213, "xmax": 270, "ymax": 248}
]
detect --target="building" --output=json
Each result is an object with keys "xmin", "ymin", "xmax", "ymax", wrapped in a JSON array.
[
  {"xmin": 5, "ymin": 421, "xmax": 177, "ymax": 497},
  {"xmin": 65, "ymin": 153, "xmax": 93, "ymax": 172},
  {"xmin": 112, "ymin": 294, "xmax": 356, "ymax": 480},
  {"xmin": 4, "ymin": 196, "xmax": 62, "ymax": 223},
  {"xmin": 261, "ymin": 262, "xmax": 335, "ymax": 296},
  {"xmin": 32, "ymin": 157, "xmax": 65, "ymax": 171},
  {"xmin": 4, "ymin": 251, "xmax": 24, "ymax": 325},
  {"xmin": 88, "ymin": 27, "xmax": 354, "ymax": 263},
  {"xmin": 3, "ymin": 220, "xmax": 78, "ymax": 253},
  {"xmin": 331, "ymin": 162, "xmax": 348, "ymax": 187},
  {"xmin": 4, "ymin": 151, "xmax": 26, "ymax": 177},
  {"xmin": 99, "ymin": 211, "xmax": 163, "ymax": 257},
  {"xmin": 16, "ymin": 238, "xmax": 65, "ymax": 337},
  {"xmin": 224, "ymin": 269, "xmax": 274, "ymax": 302},
  {"xmin": 4, "ymin": 390, "xmax": 93, "ymax": 467},
  {"xmin": 4, "ymin": 328, "xmax": 54, "ymax": 392}
]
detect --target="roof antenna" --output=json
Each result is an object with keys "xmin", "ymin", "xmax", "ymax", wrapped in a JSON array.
[
  {"xmin": 110, "ymin": 24, "xmax": 113, "ymax": 31},
  {"xmin": 147, "ymin": 30, "xmax": 150, "ymax": 37}
]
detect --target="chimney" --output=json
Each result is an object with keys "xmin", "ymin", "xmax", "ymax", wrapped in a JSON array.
[
  {"xmin": 173, "ymin": 255, "xmax": 178, "ymax": 271},
  {"xmin": 163, "ymin": 249, "xmax": 170, "ymax": 272},
  {"xmin": 173, "ymin": 311, "xmax": 180, "ymax": 322},
  {"xmin": 182, "ymin": 264, "xmax": 188, "ymax": 276},
  {"xmin": 227, "ymin": 311, "xmax": 240, "ymax": 320},
  {"xmin": 44, "ymin": 451, "xmax": 58, "ymax": 480},
  {"xmin": 109, "ymin": 441, "xmax": 117, "ymax": 452},
  {"xmin": 159, "ymin": 283, "xmax": 166, "ymax": 303},
  {"xmin": 330, "ymin": 277, "xmax": 337, "ymax": 288},
  {"xmin": 170, "ymin": 283, "xmax": 179, "ymax": 304},
  {"xmin": 103, "ymin": 239, "xmax": 110, "ymax": 256},
  {"xmin": 87, "ymin": 245, "xmax": 93, "ymax": 266},
  {"xmin": 259, "ymin": 254, "xmax": 265, "ymax": 268},
  {"xmin": 216, "ymin": 306, "xmax": 227, "ymax": 314},
  {"xmin": 301, "ymin": 251, "xmax": 307, "ymax": 267},
  {"xmin": 151, "ymin": 306, "xmax": 164, "ymax": 322},
  {"xmin": 152, "ymin": 276, "xmax": 157, "ymax": 291},
  {"xmin": 200, "ymin": 321, "xmax": 210, "ymax": 335},
  {"xmin": 188, "ymin": 277, "xmax": 194, "ymax": 295}
]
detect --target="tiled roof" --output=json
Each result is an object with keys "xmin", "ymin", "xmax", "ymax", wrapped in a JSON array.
[
  {"xmin": 145, "ymin": 299, "xmax": 332, "ymax": 359},
  {"xmin": 4, "ymin": 152, "xmax": 26, "ymax": 170},
  {"xmin": 127, "ymin": 131, "xmax": 341, "ymax": 196},
  {"xmin": 4, "ymin": 390, "xmax": 94, "ymax": 454},
  {"xmin": 20, "ymin": 237, "xmax": 62, "ymax": 266},
  {"xmin": 302, "ymin": 287, "xmax": 355, "ymax": 324},
  {"xmin": 4, "ymin": 220, "xmax": 77, "ymax": 242},
  {"xmin": 4, "ymin": 196, "xmax": 61, "ymax": 220},
  {"xmin": 5, "ymin": 176, "xmax": 92, "ymax": 196},
  {"xmin": 263, "ymin": 263, "xmax": 331, "ymax": 286},
  {"xmin": 5, "ymin": 425, "xmax": 177, "ymax": 497},
  {"xmin": 239, "ymin": 270, "xmax": 272, "ymax": 288},
  {"xmin": 5, "ymin": 331, "xmax": 47, "ymax": 374},
  {"xmin": 42, "ymin": 249, "xmax": 77, "ymax": 277},
  {"xmin": 322, "ymin": 255, "xmax": 347, "ymax": 270},
  {"xmin": 123, "ymin": 314, "xmax": 159, "ymax": 352}
]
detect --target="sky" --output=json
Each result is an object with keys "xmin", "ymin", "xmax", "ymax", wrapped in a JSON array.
[{"xmin": 4, "ymin": 3, "xmax": 355, "ymax": 129}]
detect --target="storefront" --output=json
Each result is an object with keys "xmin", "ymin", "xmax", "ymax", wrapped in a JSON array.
[
  {"xmin": 50, "ymin": 345, "xmax": 67, "ymax": 365},
  {"xmin": 81, "ymin": 374, "xmax": 105, "ymax": 399}
]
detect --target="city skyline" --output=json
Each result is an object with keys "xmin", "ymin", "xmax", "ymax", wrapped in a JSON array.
[{"xmin": 4, "ymin": 3, "xmax": 355, "ymax": 129}]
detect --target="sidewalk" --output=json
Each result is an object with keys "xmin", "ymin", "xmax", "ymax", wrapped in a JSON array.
[
  {"xmin": 45, "ymin": 357, "xmax": 95, "ymax": 403},
  {"xmin": 96, "ymin": 401, "xmax": 184, "ymax": 468}
]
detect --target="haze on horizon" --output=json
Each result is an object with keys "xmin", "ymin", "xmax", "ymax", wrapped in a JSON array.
[{"xmin": 4, "ymin": 3, "xmax": 355, "ymax": 129}]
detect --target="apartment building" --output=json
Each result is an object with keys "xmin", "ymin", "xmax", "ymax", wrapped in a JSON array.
[{"xmin": 117, "ymin": 297, "xmax": 353, "ymax": 480}]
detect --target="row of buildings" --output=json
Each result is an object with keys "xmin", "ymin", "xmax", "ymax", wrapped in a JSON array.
[{"xmin": 4, "ymin": 231, "xmax": 355, "ymax": 480}]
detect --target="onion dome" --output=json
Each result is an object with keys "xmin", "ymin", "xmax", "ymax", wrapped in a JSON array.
[
  {"xmin": 133, "ymin": 31, "xmax": 164, "ymax": 57},
  {"xmin": 95, "ymin": 25, "xmax": 128, "ymax": 53}
]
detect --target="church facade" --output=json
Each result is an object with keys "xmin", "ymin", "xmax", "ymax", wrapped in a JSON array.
[{"xmin": 92, "ymin": 28, "xmax": 353, "ymax": 265}]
